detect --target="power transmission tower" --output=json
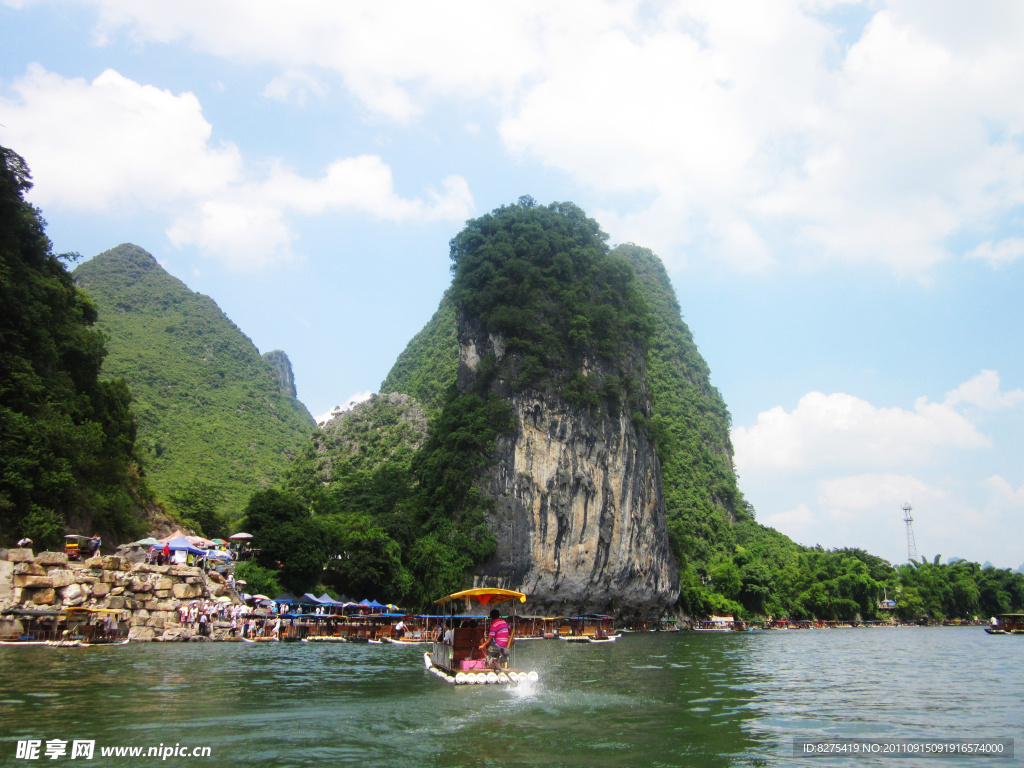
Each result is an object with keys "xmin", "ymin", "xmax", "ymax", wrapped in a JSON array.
[{"xmin": 902, "ymin": 503, "xmax": 918, "ymax": 562}]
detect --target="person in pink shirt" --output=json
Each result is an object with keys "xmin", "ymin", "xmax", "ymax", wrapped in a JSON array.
[{"xmin": 479, "ymin": 609, "xmax": 511, "ymax": 670}]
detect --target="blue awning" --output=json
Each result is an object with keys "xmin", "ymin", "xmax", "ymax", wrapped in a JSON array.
[{"xmin": 154, "ymin": 536, "xmax": 206, "ymax": 556}]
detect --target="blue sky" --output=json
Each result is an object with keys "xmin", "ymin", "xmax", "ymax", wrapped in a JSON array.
[{"xmin": 3, "ymin": 0, "xmax": 1023, "ymax": 569}]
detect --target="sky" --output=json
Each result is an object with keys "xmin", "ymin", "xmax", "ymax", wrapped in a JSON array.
[{"xmin": 2, "ymin": 0, "xmax": 1023, "ymax": 570}]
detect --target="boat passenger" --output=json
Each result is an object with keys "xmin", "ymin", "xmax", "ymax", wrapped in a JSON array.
[{"xmin": 479, "ymin": 609, "xmax": 511, "ymax": 670}]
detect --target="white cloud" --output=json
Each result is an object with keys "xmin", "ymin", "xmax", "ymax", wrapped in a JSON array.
[
  {"xmin": 817, "ymin": 474, "xmax": 944, "ymax": 521},
  {"xmin": 166, "ymin": 199, "xmax": 293, "ymax": 269},
  {"xmin": 1, "ymin": 64, "xmax": 474, "ymax": 268},
  {"xmin": 732, "ymin": 388, "xmax": 989, "ymax": 474},
  {"xmin": 966, "ymin": 237, "xmax": 1024, "ymax": 266},
  {"xmin": 0, "ymin": 64, "xmax": 242, "ymax": 210},
  {"xmin": 262, "ymin": 69, "xmax": 326, "ymax": 105},
  {"xmin": 167, "ymin": 157, "xmax": 473, "ymax": 267},
  {"xmin": 982, "ymin": 475, "xmax": 1024, "ymax": 506},
  {"xmin": 735, "ymin": 371, "xmax": 1024, "ymax": 474},
  {"xmin": 761, "ymin": 503, "xmax": 816, "ymax": 535},
  {"xmin": 314, "ymin": 390, "xmax": 373, "ymax": 425},
  {"xmin": 944, "ymin": 370, "xmax": 1024, "ymax": 412}
]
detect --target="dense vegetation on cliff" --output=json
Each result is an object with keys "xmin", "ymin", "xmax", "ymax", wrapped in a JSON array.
[
  {"xmin": 379, "ymin": 294, "xmax": 458, "ymax": 416},
  {"xmin": 73, "ymin": 244, "xmax": 315, "ymax": 531},
  {"xmin": 244, "ymin": 390, "xmax": 514, "ymax": 600},
  {"xmin": 616, "ymin": 246, "xmax": 748, "ymax": 551},
  {"xmin": 449, "ymin": 197, "xmax": 652, "ymax": 408},
  {"xmin": 0, "ymin": 146, "xmax": 147, "ymax": 549}
]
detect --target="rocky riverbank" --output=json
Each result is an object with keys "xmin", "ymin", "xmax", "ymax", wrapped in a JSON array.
[{"xmin": 0, "ymin": 548, "xmax": 239, "ymax": 642}]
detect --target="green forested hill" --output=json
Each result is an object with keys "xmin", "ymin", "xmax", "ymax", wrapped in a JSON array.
[{"xmin": 73, "ymin": 244, "xmax": 315, "ymax": 525}]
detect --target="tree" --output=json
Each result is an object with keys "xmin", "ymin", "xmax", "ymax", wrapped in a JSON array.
[
  {"xmin": 321, "ymin": 514, "xmax": 411, "ymax": 602},
  {"xmin": 243, "ymin": 489, "xmax": 327, "ymax": 594},
  {"xmin": 895, "ymin": 587, "xmax": 925, "ymax": 621},
  {"xmin": 233, "ymin": 560, "xmax": 282, "ymax": 599},
  {"xmin": 0, "ymin": 144, "xmax": 147, "ymax": 546},
  {"xmin": 169, "ymin": 479, "xmax": 226, "ymax": 539}
]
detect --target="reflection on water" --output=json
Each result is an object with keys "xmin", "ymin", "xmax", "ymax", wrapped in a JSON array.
[{"xmin": 0, "ymin": 628, "xmax": 1017, "ymax": 767}]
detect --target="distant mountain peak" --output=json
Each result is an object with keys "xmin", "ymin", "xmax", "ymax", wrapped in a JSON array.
[{"xmin": 73, "ymin": 244, "xmax": 315, "ymax": 519}]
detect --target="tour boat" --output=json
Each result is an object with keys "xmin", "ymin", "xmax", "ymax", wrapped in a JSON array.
[
  {"xmin": 693, "ymin": 615, "xmax": 736, "ymax": 632},
  {"xmin": 424, "ymin": 588, "xmax": 540, "ymax": 686},
  {"xmin": 987, "ymin": 614, "xmax": 1024, "ymax": 634},
  {"xmin": 0, "ymin": 607, "xmax": 128, "ymax": 645},
  {"xmin": 556, "ymin": 614, "xmax": 618, "ymax": 642},
  {"xmin": 385, "ymin": 635, "xmax": 432, "ymax": 645}
]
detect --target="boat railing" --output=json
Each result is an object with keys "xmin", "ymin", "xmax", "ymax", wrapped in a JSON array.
[{"xmin": 431, "ymin": 641, "xmax": 453, "ymax": 670}]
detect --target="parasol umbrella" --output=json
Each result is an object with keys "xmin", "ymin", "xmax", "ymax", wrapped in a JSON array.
[
  {"xmin": 229, "ymin": 532, "xmax": 253, "ymax": 540},
  {"xmin": 252, "ymin": 594, "xmax": 270, "ymax": 601},
  {"xmin": 134, "ymin": 537, "xmax": 161, "ymax": 547},
  {"xmin": 235, "ymin": 580, "xmax": 247, "ymax": 586},
  {"xmin": 215, "ymin": 596, "xmax": 231, "ymax": 603}
]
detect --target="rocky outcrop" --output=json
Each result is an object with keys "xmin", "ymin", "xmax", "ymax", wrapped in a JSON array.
[
  {"xmin": 458, "ymin": 321, "xmax": 679, "ymax": 620},
  {"xmin": 263, "ymin": 349, "xmax": 298, "ymax": 399}
]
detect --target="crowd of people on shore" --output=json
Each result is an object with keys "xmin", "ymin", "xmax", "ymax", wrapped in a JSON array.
[{"xmin": 175, "ymin": 599, "xmax": 297, "ymax": 640}]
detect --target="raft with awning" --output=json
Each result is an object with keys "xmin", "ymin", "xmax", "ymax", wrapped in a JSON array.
[{"xmin": 424, "ymin": 588, "xmax": 539, "ymax": 686}]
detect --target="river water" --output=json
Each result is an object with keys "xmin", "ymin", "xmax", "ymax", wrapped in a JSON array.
[{"xmin": 0, "ymin": 627, "xmax": 1019, "ymax": 767}]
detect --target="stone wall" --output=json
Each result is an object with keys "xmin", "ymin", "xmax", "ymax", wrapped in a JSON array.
[{"xmin": 0, "ymin": 548, "xmax": 237, "ymax": 642}]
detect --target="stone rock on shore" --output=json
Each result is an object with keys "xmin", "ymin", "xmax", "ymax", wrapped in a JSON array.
[
  {"xmin": 128, "ymin": 626, "xmax": 156, "ymax": 642},
  {"xmin": 35, "ymin": 552, "xmax": 68, "ymax": 566},
  {"xmin": 48, "ymin": 570, "xmax": 76, "ymax": 588},
  {"xmin": 14, "ymin": 562, "xmax": 46, "ymax": 576},
  {"xmin": 13, "ymin": 575, "xmax": 54, "ymax": 589}
]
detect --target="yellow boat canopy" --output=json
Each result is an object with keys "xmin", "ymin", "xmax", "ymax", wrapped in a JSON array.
[{"xmin": 435, "ymin": 588, "xmax": 526, "ymax": 606}]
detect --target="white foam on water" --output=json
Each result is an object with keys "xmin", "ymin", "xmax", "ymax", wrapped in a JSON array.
[{"xmin": 510, "ymin": 678, "xmax": 538, "ymax": 699}]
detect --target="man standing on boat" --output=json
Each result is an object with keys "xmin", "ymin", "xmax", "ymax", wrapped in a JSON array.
[{"xmin": 480, "ymin": 609, "xmax": 511, "ymax": 670}]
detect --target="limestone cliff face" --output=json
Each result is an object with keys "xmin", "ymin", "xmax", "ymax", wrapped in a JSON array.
[
  {"xmin": 263, "ymin": 349, "xmax": 298, "ymax": 399},
  {"xmin": 458, "ymin": 318, "xmax": 679, "ymax": 619}
]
